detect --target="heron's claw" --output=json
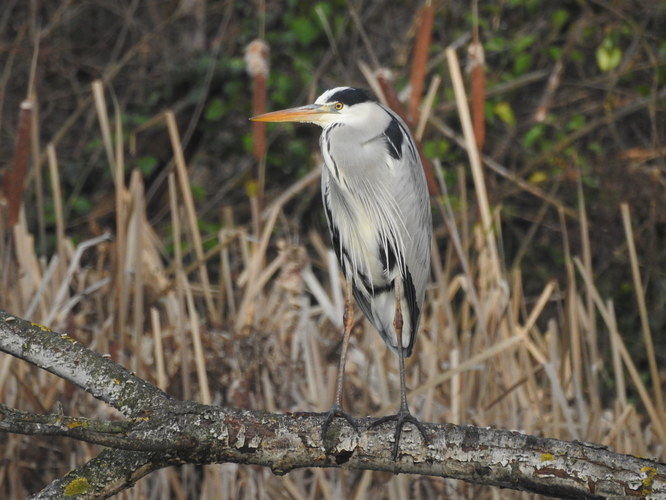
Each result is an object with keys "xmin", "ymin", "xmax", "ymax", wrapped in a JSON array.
[
  {"xmin": 371, "ymin": 408, "xmax": 429, "ymax": 459},
  {"xmin": 321, "ymin": 404, "xmax": 358, "ymax": 441}
]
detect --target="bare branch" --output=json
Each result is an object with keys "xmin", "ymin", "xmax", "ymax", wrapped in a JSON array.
[
  {"xmin": 0, "ymin": 310, "xmax": 170, "ymax": 417},
  {"xmin": 30, "ymin": 449, "xmax": 167, "ymax": 499}
]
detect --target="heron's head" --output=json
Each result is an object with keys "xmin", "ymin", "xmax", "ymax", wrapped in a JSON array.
[{"xmin": 250, "ymin": 87, "xmax": 379, "ymax": 128}]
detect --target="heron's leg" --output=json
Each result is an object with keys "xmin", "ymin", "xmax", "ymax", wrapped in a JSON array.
[
  {"xmin": 394, "ymin": 298, "xmax": 409, "ymax": 412},
  {"xmin": 371, "ymin": 281, "xmax": 429, "ymax": 459},
  {"xmin": 334, "ymin": 280, "xmax": 354, "ymax": 407},
  {"xmin": 321, "ymin": 280, "xmax": 358, "ymax": 439}
]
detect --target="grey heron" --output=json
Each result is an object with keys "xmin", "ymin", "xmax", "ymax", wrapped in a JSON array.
[{"xmin": 251, "ymin": 87, "xmax": 432, "ymax": 458}]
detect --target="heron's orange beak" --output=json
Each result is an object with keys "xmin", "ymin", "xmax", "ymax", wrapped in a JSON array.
[{"xmin": 250, "ymin": 104, "xmax": 331, "ymax": 124}]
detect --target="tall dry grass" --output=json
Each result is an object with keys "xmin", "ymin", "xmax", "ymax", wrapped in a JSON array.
[{"xmin": 1, "ymin": 71, "xmax": 663, "ymax": 500}]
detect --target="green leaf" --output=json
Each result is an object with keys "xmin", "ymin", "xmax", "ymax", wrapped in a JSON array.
[
  {"xmin": 71, "ymin": 196, "xmax": 93, "ymax": 214},
  {"xmin": 245, "ymin": 179, "xmax": 259, "ymax": 198},
  {"xmin": 205, "ymin": 98, "xmax": 226, "ymax": 121},
  {"xmin": 423, "ymin": 139, "xmax": 450, "ymax": 159},
  {"xmin": 552, "ymin": 9, "xmax": 569, "ymax": 30},
  {"xmin": 291, "ymin": 16, "xmax": 319, "ymax": 46},
  {"xmin": 191, "ymin": 184, "xmax": 206, "ymax": 202},
  {"xmin": 528, "ymin": 171, "xmax": 548, "ymax": 184},
  {"xmin": 136, "ymin": 156, "xmax": 158, "ymax": 176},
  {"xmin": 485, "ymin": 36, "xmax": 506, "ymax": 53},
  {"xmin": 514, "ymin": 34, "xmax": 535, "ymax": 53},
  {"xmin": 314, "ymin": 1, "xmax": 331, "ymax": 18},
  {"xmin": 522, "ymin": 124, "xmax": 545, "ymax": 148},
  {"xmin": 596, "ymin": 37, "xmax": 622, "ymax": 72},
  {"xmin": 513, "ymin": 52, "xmax": 532, "ymax": 75},
  {"xmin": 566, "ymin": 113, "xmax": 586, "ymax": 132},
  {"xmin": 494, "ymin": 101, "xmax": 516, "ymax": 127},
  {"xmin": 242, "ymin": 133, "xmax": 254, "ymax": 154},
  {"xmin": 548, "ymin": 47, "xmax": 562, "ymax": 60}
]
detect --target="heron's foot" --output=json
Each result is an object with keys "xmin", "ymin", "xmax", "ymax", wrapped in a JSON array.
[
  {"xmin": 321, "ymin": 404, "xmax": 358, "ymax": 441},
  {"xmin": 370, "ymin": 408, "xmax": 430, "ymax": 459}
]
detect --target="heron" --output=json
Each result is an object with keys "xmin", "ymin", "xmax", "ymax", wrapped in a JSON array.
[{"xmin": 251, "ymin": 87, "xmax": 432, "ymax": 458}]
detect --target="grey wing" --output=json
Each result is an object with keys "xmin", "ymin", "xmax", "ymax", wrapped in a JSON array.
[
  {"xmin": 382, "ymin": 107, "xmax": 432, "ymax": 343},
  {"xmin": 393, "ymin": 148, "xmax": 432, "ymax": 354}
]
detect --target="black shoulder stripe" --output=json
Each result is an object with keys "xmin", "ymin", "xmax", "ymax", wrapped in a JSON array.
[
  {"xmin": 384, "ymin": 117, "xmax": 403, "ymax": 160},
  {"xmin": 386, "ymin": 109, "xmax": 417, "ymax": 160}
]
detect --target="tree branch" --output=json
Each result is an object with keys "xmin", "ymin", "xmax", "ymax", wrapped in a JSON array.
[
  {"xmin": 0, "ymin": 311, "xmax": 171, "ymax": 417},
  {"xmin": 1, "ymin": 310, "xmax": 664, "ymax": 499},
  {"xmin": 30, "ymin": 449, "xmax": 167, "ymax": 499}
]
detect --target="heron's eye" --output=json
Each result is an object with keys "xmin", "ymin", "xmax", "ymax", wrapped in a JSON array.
[{"xmin": 334, "ymin": 102, "xmax": 344, "ymax": 110}]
